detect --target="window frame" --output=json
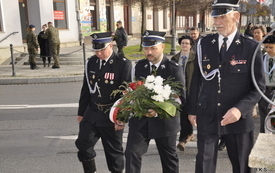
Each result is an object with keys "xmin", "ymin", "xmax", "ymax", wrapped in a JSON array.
[
  {"xmin": 0, "ymin": 0, "xmax": 4, "ymax": 31},
  {"xmin": 53, "ymin": 0, "xmax": 67, "ymax": 29}
]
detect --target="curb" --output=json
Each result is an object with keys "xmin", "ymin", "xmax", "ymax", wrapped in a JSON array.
[{"xmin": 0, "ymin": 75, "xmax": 84, "ymax": 85}]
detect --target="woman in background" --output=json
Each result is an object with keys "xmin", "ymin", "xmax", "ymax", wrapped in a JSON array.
[{"xmin": 38, "ymin": 24, "xmax": 51, "ymax": 67}]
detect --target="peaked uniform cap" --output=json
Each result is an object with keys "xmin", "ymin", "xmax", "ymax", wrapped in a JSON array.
[
  {"xmin": 263, "ymin": 35, "xmax": 275, "ymax": 44},
  {"xmin": 211, "ymin": 0, "xmax": 240, "ymax": 17},
  {"xmin": 90, "ymin": 32, "xmax": 112, "ymax": 50},
  {"xmin": 142, "ymin": 30, "xmax": 166, "ymax": 47}
]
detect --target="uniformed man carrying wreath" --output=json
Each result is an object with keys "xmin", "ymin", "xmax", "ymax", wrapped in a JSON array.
[
  {"xmin": 188, "ymin": 0, "xmax": 265, "ymax": 172},
  {"xmin": 124, "ymin": 30, "xmax": 185, "ymax": 173},
  {"xmin": 75, "ymin": 32, "xmax": 132, "ymax": 173}
]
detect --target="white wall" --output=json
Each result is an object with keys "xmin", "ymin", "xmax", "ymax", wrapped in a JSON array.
[{"xmin": 0, "ymin": 0, "xmax": 23, "ymax": 47}]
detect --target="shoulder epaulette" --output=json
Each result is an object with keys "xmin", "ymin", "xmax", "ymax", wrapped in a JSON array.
[
  {"xmin": 168, "ymin": 59, "xmax": 179, "ymax": 66},
  {"xmin": 203, "ymin": 33, "xmax": 215, "ymax": 38},
  {"xmin": 136, "ymin": 58, "xmax": 147, "ymax": 64},
  {"xmin": 241, "ymin": 34, "xmax": 253, "ymax": 40}
]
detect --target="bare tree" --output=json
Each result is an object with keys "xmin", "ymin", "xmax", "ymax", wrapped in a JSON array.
[{"xmin": 116, "ymin": 0, "xmax": 170, "ymax": 51}]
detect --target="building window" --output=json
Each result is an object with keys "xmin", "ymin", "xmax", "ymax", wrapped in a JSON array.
[
  {"xmin": 90, "ymin": 0, "xmax": 98, "ymax": 31},
  {"xmin": 53, "ymin": 0, "xmax": 67, "ymax": 29}
]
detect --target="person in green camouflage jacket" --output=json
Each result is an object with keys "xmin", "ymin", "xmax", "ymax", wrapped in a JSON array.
[
  {"xmin": 43, "ymin": 22, "xmax": 60, "ymax": 68},
  {"xmin": 26, "ymin": 24, "xmax": 39, "ymax": 70}
]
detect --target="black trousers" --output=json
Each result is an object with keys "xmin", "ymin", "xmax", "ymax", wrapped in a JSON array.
[
  {"xmin": 75, "ymin": 118, "xmax": 124, "ymax": 172},
  {"xmin": 195, "ymin": 130, "xmax": 254, "ymax": 173},
  {"xmin": 258, "ymin": 87, "xmax": 274, "ymax": 133},
  {"xmin": 125, "ymin": 122, "xmax": 179, "ymax": 173},
  {"xmin": 179, "ymin": 104, "xmax": 193, "ymax": 142},
  {"xmin": 117, "ymin": 45, "xmax": 125, "ymax": 57}
]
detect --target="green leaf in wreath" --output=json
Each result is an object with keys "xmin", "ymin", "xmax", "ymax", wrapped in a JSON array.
[{"xmin": 152, "ymin": 101, "xmax": 177, "ymax": 117}]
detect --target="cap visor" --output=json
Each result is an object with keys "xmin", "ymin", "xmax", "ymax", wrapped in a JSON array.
[
  {"xmin": 142, "ymin": 41, "xmax": 163, "ymax": 47},
  {"xmin": 211, "ymin": 8, "xmax": 233, "ymax": 17}
]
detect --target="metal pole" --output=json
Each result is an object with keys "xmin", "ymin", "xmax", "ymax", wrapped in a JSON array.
[
  {"xmin": 82, "ymin": 43, "xmax": 86, "ymax": 68},
  {"xmin": 10, "ymin": 44, "xmax": 16, "ymax": 76},
  {"xmin": 170, "ymin": 0, "xmax": 176, "ymax": 55}
]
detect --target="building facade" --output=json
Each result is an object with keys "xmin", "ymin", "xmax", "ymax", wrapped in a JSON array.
[
  {"xmin": 0, "ymin": 0, "xmax": 215, "ymax": 64},
  {"xmin": 0, "ymin": 0, "xmax": 80, "ymax": 64}
]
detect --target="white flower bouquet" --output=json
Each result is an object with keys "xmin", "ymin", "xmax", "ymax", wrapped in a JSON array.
[{"xmin": 110, "ymin": 75, "xmax": 182, "ymax": 123}]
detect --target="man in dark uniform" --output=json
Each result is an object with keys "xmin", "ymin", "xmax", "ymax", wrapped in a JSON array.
[
  {"xmin": 114, "ymin": 21, "xmax": 128, "ymax": 57},
  {"xmin": 75, "ymin": 32, "xmax": 132, "ymax": 173},
  {"xmin": 125, "ymin": 30, "xmax": 185, "ymax": 173},
  {"xmin": 188, "ymin": 0, "xmax": 265, "ymax": 173}
]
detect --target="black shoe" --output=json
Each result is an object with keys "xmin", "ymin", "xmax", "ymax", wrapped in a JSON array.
[
  {"xmin": 218, "ymin": 140, "xmax": 226, "ymax": 151},
  {"xmin": 52, "ymin": 65, "xmax": 60, "ymax": 69},
  {"xmin": 177, "ymin": 142, "xmax": 186, "ymax": 151},
  {"xmin": 31, "ymin": 65, "xmax": 39, "ymax": 70}
]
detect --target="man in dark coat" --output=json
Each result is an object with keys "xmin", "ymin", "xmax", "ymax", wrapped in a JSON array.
[
  {"xmin": 125, "ymin": 30, "xmax": 185, "ymax": 173},
  {"xmin": 114, "ymin": 21, "xmax": 128, "ymax": 57},
  {"xmin": 75, "ymin": 32, "xmax": 132, "ymax": 173},
  {"xmin": 188, "ymin": 0, "xmax": 265, "ymax": 173}
]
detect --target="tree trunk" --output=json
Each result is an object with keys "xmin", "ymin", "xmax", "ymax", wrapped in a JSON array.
[{"xmin": 139, "ymin": 0, "xmax": 146, "ymax": 52}]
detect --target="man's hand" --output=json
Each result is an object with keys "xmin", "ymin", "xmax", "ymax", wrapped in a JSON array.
[
  {"xmin": 144, "ymin": 109, "xmax": 157, "ymax": 118},
  {"xmin": 77, "ymin": 116, "xmax": 83, "ymax": 123},
  {"xmin": 221, "ymin": 107, "xmax": 241, "ymax": 126},
  {"xmin": 114, "ymin": 120, "xmax": 125, "ymax": 131},
  {"xmin": 188, "ymin": 115, "xmax": 197, "ymax": 127}
]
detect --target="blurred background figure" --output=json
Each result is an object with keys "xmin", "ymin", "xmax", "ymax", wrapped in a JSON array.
[
  {"xmin": 171, "ymin": 35, "xmax": 196, "ymax": 152},
  {"xmin": 252, "ymin": 25, "xmax": 267, "ymax": 42},
  {"xmin": 244, "ymin": 23, "xmax": 253, "ymax": 37},
  {"xmin": 189, "ymin": 27, "xmax": 202, "ymax": 52},
  {"xmin": 114, "ymin": 21, "xmax": 128, "ymax": 57},
  {"xmin": 43, "ymin": 21, "xmax": 60, "ymax": 69},
  {"xmin": 38, "ymin": 24, "xmax": 52, "ymax": 67},
  {"xmin": 26, "ymin": 24, "xmax": 39, "ymax": 70},
  {"xmin": 252, "ymin": 25, "xmax": 267, "ymax": 54}
]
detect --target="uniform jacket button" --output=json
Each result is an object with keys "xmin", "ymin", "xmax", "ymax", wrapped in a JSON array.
[{"xmin": 217, "ymin": 103, "xmax": 221, "ymax": 106}]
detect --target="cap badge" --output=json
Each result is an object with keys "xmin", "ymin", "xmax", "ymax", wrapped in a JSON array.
[
  {"xmin": 213, "ymin": 0, "xmax": 218, "ymax": 4},
  {"xmin": 145, "ymin": 31, "xmax": 149, "ymax": 37},
  {"xmin": 93, "ymin": 34, "xmax": 97, "ymax": 40}
]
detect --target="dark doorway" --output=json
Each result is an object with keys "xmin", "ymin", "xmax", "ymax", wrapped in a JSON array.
[
  {"xmin": 18, "ymin": 0, "xmax": 28, "ymax": 43},
  {"xmin": 123, "ymin": 6, "xmax": 129, "ymax": 34},
  {"xmin": 106, "ymin": 6, "xmax": 111, "ymax": 31}
]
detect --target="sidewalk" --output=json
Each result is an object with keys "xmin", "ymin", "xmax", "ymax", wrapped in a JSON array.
[{"xmin": 0, "ymin": 38, "xmax": 141, "ymax": 85}]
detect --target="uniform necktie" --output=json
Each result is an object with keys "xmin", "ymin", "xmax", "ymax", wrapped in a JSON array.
[
  {"xmin": 220, "ymin": 37, "xmax": 228, "ymax": 61},
  {"xmin": 100, "ymin": 60, "xmax": 106, "ymax": 70},
  {"xmin": 181, "ymin": 56, "xmax": 187, "ymax": 66},
  {"xmin": 269, "ymin": 58, "xmax": 274, "ymax": 82},
  {"xmin": 151, "ymin": 65, "xmax": 157, "ymax": 75}
]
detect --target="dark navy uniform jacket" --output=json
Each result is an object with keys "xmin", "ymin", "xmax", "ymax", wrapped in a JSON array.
[
  {"xmin": 129, "ymin": 56, "xmax": 185, "ymax": 139},
  {"xmin": 188, "ymin": 32, "xmax": 265, "ymax": 135},
  {"xmin": 78, "ymin": 51, "xmax": 132, "ymax": 126}
]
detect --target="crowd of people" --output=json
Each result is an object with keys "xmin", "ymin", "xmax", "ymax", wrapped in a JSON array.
[
  {"xmin": 73, "ymin": 0, "xmax": 274, "ymax": 172},
  {"xmin": 26, "ymin": 21, "xmax": 60, "ymax": 70}
]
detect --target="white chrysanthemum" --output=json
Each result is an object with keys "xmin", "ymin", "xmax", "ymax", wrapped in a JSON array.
[
  {"xmin": 151, "ymin": 94, "xmax": 164, "ymax": 102},
  {"xmin": 154, "ymin": 76, "xmax": 164, "ymax": 85},
  {"xmin": 144, "ymin": 82, "xmax": 155, "ymax": 90},
  {"xmin": 146, "ymin": 75, "xmax": 155, "ymax": 83},
  {"xmin": 153, "ymin": 85, "xmax": 163, "ymax": 94},
  {"xmin": 163, "ymin": 84, "xmax": 171, "ymax": 94},
  {"xmin": 161, "ymin": 92, "xmax": 170, "ymax": 100}
]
